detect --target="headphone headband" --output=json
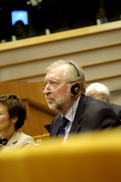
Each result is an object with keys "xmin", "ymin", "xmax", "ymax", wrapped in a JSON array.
[
  {"xmin": 67, "ymin": 61, "xmax": 81, "ymax": 81},
  {"xmin": 67, "ymin": 61, "xmax": 81, "ymax": 95}
]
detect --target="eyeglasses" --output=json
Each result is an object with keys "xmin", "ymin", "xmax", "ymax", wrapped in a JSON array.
[
  {"xmin": 41, "ymin": 80, "xmax": 78, "ymax": 93},
  {"xmin": 41, "ymin": 81, "xmax": 60, "ymax": 93},
  {"xmin": 41, "ymin": 87, "xmax": 55, "ymax": 93}
]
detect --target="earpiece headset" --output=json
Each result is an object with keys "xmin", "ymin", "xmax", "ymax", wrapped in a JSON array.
[{"xmin": 67, "ymin": 61, "xmax": 81, "ymax": 95}]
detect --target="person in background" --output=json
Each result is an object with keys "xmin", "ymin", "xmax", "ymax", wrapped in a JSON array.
[
  {"xmin": 96, "ymin": 7, "xmax": 108, "ymax": 25},
  {"xmin": 86, "ymin": 82, "xmax": 121, "ymax": 120},
  {"xmin": 0, "ymin": 94, "xmax": 35, "ymax": 152},
  {"xmin": 41, "ymin": 60, "xmax": 120, "ymax": 140},
  {"xmin": 14, "ymin": 20, "xmax": 28, "ymax": 40}
]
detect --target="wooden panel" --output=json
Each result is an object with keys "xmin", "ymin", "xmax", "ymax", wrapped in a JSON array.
[
  {"xmin": 0, "ymin": 44, "xmax": 121, "ymax": 82},
  {"xmin": 20, "ymin": 103, "xmax": 54, "ymax": 136},
  {"xmin": 0, "ymin": 81, "xmax": 29, "ymax": 99},
  {"xmin": 84, "ymin": 59, "xmax": 121, "ymax": 80}
]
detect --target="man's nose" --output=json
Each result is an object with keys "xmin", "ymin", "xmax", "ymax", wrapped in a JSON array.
[{"xmin": 44, "ymin": 85, "xmax": 53, "ymax": 94}]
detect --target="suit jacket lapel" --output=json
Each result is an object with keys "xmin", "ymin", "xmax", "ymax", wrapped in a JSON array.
[
  {"xmin": 7, "ymin": 131, "xmax": 20, "ymax": 146},
  {"xmin": 51, "ymin": 114, "xmax": 61, "ymax": 136},
  {"xmin": 70, "ymin": 94, "xmax": 87, "ymax": 133}
]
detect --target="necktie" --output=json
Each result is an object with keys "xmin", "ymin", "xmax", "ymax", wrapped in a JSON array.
[{"xmin": 59, "ymin": 117, "xmax": 69, "ymax": 136}]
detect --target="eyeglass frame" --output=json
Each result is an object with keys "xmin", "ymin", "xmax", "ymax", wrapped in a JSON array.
[{"xmin": 41, "ymin": 80, "xmax": 79, "ymax": 93}]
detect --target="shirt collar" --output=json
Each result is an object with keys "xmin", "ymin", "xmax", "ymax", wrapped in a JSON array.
[{"xmin": 64, "ymin": 95, "xmax": 81, "ymax": 123}]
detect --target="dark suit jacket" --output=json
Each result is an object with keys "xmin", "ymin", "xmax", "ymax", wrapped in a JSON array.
[
  {"xmin": 110, "ymin": 103, "xmax": 121, "ymax": 120},
  {"xmin": 50, "ymin": 94, "xmax": 120, "ymax": 137}
]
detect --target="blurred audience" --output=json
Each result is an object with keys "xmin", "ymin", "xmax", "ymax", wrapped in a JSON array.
[
  {"xmin": 14, "ymin": 20, "xmax": 28, "ymax": 40},
  {"xmin": 96, "ymin": 7, "xmax": 108, "ymax": 24},
  {"xmin": 12, "ymin": 20, "xmax": 36, "ymax": 40},
  {"xmin": 86, "ymin": 82, "xmax": 121, "ymax": 120}
]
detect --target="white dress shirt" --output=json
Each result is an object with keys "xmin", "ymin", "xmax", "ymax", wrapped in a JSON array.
[{"xmin": 63, "ymin": 96, "xmax": 81, "ymax": 142}]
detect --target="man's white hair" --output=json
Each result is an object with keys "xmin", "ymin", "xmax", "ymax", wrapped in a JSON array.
[{"xmin": 86, "ymin": 82, "xmax": 110, "ymax": 101}]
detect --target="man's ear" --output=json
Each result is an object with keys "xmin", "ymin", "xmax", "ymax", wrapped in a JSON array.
[{"xmin": 102, "ymin": 94, "xmax": 108, "ymax": 103}]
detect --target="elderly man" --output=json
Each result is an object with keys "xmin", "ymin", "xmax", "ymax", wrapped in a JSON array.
[
  {"xmin": 42, "ymin": 60, "xmax": 120, "ymax": 138},
  {"xmin": 86, "ymin": 82, "xmax": 121, "ymax": 120}
]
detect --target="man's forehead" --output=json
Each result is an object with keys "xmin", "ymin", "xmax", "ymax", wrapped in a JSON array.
[
  {"xmin": 45, "ymin": 69, "xmax": 62, "ymax": 80},
  {"xmin": 48, "ymin": 65, "xmax": 67, "ymax": 75}
]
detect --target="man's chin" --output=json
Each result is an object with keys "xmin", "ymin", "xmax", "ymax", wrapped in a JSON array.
[{"xmin": 48, "ymin": 103, "xmax": 56, "ymax": 110}]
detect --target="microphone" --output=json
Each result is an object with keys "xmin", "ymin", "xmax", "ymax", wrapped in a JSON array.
[
  {"xmin": 0, "ymin": 133, "xmax": 8, "ymax": 146},
  {"xmin": 74, "ymin": 97, "xmax": 76, "ymax": 100},
  {"xmin": 1, "ymin": 139, "xmax": 8, "ymax": 145}
]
